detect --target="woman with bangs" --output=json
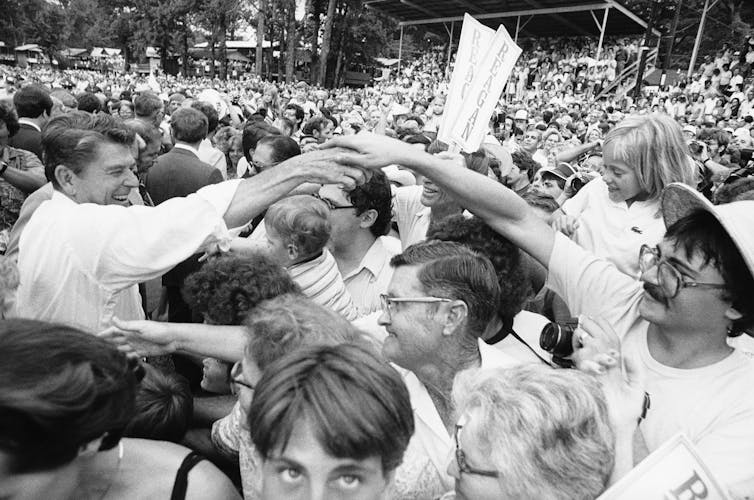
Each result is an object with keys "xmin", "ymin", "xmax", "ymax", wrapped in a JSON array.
[{"xmin": 552, "ymin": 113, "xmax": 698, "ymax": 276}]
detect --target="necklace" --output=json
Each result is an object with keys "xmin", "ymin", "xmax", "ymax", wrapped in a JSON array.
[{"xmin": 98, "ymin": 441, "xmax": 124, "ymax": 500}]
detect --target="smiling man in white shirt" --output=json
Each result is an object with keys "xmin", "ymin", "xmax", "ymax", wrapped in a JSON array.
[{"xmin": 12, "ymin": 112, "xmax": 368, "ymax": 332}]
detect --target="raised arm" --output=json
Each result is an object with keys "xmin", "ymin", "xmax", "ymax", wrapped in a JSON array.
[
  {"xmin": 326, "ymin": 133, "xmax": 557, "ymax": 267},
  {"xmin": 221, "ymin": 147, "xmax": 369, "ymax": 228},
  {"xmin": 100, "ymin": 318, "xmax": 247, "ymax": 362}
]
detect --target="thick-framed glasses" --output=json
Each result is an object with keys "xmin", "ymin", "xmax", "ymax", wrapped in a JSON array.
[
  {"xmin": 310, "ymin": 193, "xmax": 356, "ymax": 210},
  {"xmin": 379, "ymin": 294, "xmax": 452, "ymax": 319},
  {"xmin": 638, "ymin": 245, "xmax": 727, "ymax": 299},
  {"xmin": 454, "ymin": 424, "xmax": 501, "ymax": 478}
]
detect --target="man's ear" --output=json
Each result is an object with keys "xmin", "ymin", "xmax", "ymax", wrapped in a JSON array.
[
  {"xmin": 358, "ymin": 209, "xmax": 378, "ymax": 230},
  {"xmin": 54, "ymin": 164, "xmax": 78, "ymax": 196},
  {"xmin": 442, "ymin": 300, "xmax": 468, "ymax": 336},
  {"xmin": 725, "ymin": 307, "xmax": 743, "ymax": 322}
]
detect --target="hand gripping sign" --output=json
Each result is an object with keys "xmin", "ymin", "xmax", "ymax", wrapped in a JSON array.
[
  {"xmin": 598, "ymin": 433, "xmax": 732, "ymax": 500},
  {"xmin": 437, "ymin": 14, "xmax": 495, "ymax": 147},
  {"xmin": 449, "ymin": 24, "xmax": 522, "ymax": 153}
]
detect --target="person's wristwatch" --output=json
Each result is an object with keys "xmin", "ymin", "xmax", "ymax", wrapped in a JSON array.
[{"xmin": 0, "ymin": 161, "xmax": 8, "ymax": 177}]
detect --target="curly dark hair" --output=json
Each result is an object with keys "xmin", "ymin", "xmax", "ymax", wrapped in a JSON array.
[
  {"xmin": 426, "ymin": 215, "xmax": 531, "ymax": 322},
  {"xmin": 511, "ymin": 151, "xmax": 539, "ymax": 182},
  {"xmin": 346, "ymin": 169, "xmax": 393, "ymax": 237},
  {"xmin": 0, "ymin": 100, "xmax": 20, "ymax": 137},
  {"xmin": 182, "ymin": 253, "xmax": 300, "ymax": 325}
]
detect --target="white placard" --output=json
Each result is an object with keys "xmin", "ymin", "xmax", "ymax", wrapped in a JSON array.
[
  {"xmin": 448, "ymin": 25, "xmax": 521, "ymax": 152},
  {"xmin": 598, "ymin": 433, "xmax": 732, "ymax": 500},
  {"xmin": 437, "ymin": 14, "xmax": 495, "ymax": 146}
]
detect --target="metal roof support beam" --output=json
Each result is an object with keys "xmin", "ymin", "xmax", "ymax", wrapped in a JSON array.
[
  {"xmin": 517, "ymin": 0, "xmax": 592, "ymax": 36},
  {"xmin": 398, "ymin": 3, "xmax": 608, "ymax": 26},
  {"xmin": 399, "ymin": 0, "xmax": 441, "ymax": 18},
  {"xmin": 596, "ymin": 7, "xmax": 610, "ymax": 59},
  {"xmin": 606, "ymin": 0, "xmax": 661, "ymax": 36},
  {"xmin": 449, "ymin": 0, "xmax": 486, "ymax": 15}
]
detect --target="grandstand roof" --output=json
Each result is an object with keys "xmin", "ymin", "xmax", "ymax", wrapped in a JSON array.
[{"xmin": 365, "ymin": 0, "xmax": 659, "ymax": 37}]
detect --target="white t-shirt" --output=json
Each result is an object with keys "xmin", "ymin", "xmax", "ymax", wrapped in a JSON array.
[
  {"xmin": 547, "ymin": 233, "xmax": 754, "ymax": 494},
  {"xmin": 562, "ymin": 177, "xmax": 665, "ymax": 277}
]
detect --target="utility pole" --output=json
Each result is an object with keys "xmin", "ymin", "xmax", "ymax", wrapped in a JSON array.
[
  {"xmin": 660, "ymin": 0, "xmax": 683, "ymax": 88},
  {"xmin": 634, "ymin": 0, "xmax": 662, "ymax": 101}
]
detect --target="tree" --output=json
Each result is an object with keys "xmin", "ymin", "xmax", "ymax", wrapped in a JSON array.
[
  {"xmin": 256, "ymin": 0, "xmax": 267, "ymax": 78},
  {"xmin": 318, "ymin": 0, "xmax": 337, "ymax": 85},
  {"xmin": 284, "ymin": 0, "xmax": 297, "ymax": 82}
]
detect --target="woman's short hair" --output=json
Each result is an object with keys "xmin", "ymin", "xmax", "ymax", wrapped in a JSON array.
[
  {"xmin": 183, "ymin": 254, "xmax": 299, "ymax": 326},
  {"xmin": 603, "ymin": 113, "xmax": 697, "ymax": 199},
  {"xmin": 265, "ymin": 195, "xmax": 331, "ymax": 257},
  {"xmin": 245, "ymin": 294, "xmax": 367, "ymax": 371},
  {"xmin": 0, "ymin": 319, "xmax": 139, "ymax": 474},
  {"xmin": 241, "ymin": 121, "xmax": 281, "ymax": 161},
  {"xmin": 453, "ymin": 364, "xmax": 614, "ymax": 499},
  {"xmin": 248, "ymin": 342, "xmax": 414, "ymax": 475}
]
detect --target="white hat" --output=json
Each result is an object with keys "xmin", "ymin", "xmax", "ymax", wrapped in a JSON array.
[
  {"xmin": 382, "ymin": 165, "xmax": 416, "ymax": 187},
  {"xmin": 514, "ymin": 109, "xmax": 528, "ymax": 120},
  {"xmin": 682, "ymin": 124, "xmax": 697, "ymax": 135},
  {"xmin": 662, "ymin": 184, "xmax": 754, "ymax": 281}
]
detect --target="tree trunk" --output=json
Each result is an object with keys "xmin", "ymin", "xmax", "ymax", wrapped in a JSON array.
[
  {"xmin": 285, "ymin": 0, "xmax": 297, "ymax": 83},
  {"xmin": 209, "ymin": 33, "xmax": 216, "ymax": 78},
  {"xmin": 160, "ymin": 34, "xmax": 169, "ymax": 74},
  {"xmin": 256, "ymin": 0, "xmax": 267, "ymax": 78},
  {"xmin": 332, "ymin": 4, "xmax": 348, "ymax": 87},
  {"xmin": 318, "ymin": 0, "xmax": 336, "ymax": 86},
  {"xmin": 219, "ymin": 12, "xmax": 228, "ymax": 80},
  {"xmin": 181, "ymin": 16, "xmax": 189, "ymax": 77},
  {"xmin": 309, "ymin": 1, "xmax": 321, "ymax": 83}
]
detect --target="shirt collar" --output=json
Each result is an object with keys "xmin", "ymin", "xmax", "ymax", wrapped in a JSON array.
[
  {"xmin": 344, "ymin": 237, "xmax": 388, "ymax": 280},
  {"xmin": 18, "ymin": 118, "xmax": 41, "ymax": 132},
  {"xmin": 173, "ymin": 143, "xmax": 200, "ymax": 157}
]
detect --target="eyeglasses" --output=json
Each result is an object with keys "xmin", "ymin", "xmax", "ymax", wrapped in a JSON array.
[
  {"xmin": 379, "ymin": 294, "xmax": 452, "ymax": 319},
  {"xmin": 311, "ymin": 193, "xmax": 356, "ymax": 210},
  {"xmin": 454, "ymin": 424, "xmax": 501, "ymax": 478},
  {"xmin": 638, "ymin": 245, "xmax": 727, "ymax": 299}
]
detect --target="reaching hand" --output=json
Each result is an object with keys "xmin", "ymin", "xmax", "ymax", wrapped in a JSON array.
[
  {"xmin": 99, "ymin": 317, "xmax": 178, "ymax": 357},
  {"xmin": 322, "ymin": 133, "xmax": 420, "ymax": 171},
  {"xmin": 287, "ymin": 146, "xmax": 372, "ymax": 191},
  {"xmin": 571, "ymin": 315, "xmax": 647, "ymax": 432},
  {"xmin": 551, "ymin": 212, "xmax": 580, "ymax": 237}
]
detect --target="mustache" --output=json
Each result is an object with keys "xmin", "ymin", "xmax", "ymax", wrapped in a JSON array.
[{"xmin": 643, "ymin": 282, "xmax": 668, "ymax": 305}]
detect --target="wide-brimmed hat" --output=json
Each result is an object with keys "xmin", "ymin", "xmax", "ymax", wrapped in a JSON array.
[{"xmin": 662, "ymin": 183, "xmax": 754, "ymax": 280}]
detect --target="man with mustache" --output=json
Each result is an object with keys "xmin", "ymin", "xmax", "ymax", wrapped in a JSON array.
[{"xmin": 327, "ymin": 133, "xmax": 754, "ymax": 497}]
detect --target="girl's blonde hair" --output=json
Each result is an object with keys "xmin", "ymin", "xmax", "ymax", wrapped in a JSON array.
[{"xmin": 603, "ymin": 113, "xmax": 697, "ymax": 199}]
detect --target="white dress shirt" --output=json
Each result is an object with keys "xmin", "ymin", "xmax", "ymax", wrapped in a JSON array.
[
  {"xmin": 199, "ymin": 138, "xmax": 228, "ymax": 179},
  {"xmin": 342, "ymin": 236, "xmax": 401, "ymax": 315},
  {"xmin": 393, "ymin": 185, "xmax": 431, "ymax": 250},
  {"xmin": 14, "ymin": 181, "xmax": 241, "ymax": 332}
]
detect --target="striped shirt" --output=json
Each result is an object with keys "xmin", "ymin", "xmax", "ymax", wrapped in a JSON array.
[{"xmin": 288, "ymin": 249, "xmax": 359, "ymax": 321}]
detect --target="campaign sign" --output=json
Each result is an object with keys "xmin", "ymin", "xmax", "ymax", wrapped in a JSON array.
[
  {"xmin": 598, "ymin": 433, "xmax": 732, "ymax": 500},
  {"xmin": 448, "ymin": 24, "xmax": 521, "ymax": 152},
  {"xmin": 437, "ymin": 14, "xmax": 494, "ymax": 146}
]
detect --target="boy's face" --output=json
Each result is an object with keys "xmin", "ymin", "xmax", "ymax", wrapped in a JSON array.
[
  {"xmin": 260, "ymin": 418, "xmax": 390, "ymax": 500},
  {"xmin": 264, "ymin": 224, "xmax": 296, "ymax": 267}
]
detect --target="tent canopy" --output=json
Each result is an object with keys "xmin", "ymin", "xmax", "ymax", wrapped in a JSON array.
[{"xmin": 365, "ymin": 0, "xmax": 657, "ymax": 38}]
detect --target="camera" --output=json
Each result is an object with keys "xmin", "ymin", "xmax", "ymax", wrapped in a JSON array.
[
  {"xmin": 688, "ymin": 141, "xmax": 704, "ymax": 155},
  {"xmin": 539, "ymin": 320, "xmax": 579, "ymax": 368}
]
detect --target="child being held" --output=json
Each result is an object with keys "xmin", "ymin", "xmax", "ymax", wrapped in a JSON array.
[{"xmin": 263, "ymin": 195, "xmax": 359, "ymax": 320}]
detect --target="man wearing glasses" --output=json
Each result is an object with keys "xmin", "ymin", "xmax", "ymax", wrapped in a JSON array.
[
  {"xmin": 327, "ymin": 133, "xmax": 754, "ymax": 495},
  {"xmin": 375, "ymin": 240, "xmax": 519, "ymax": 495}
]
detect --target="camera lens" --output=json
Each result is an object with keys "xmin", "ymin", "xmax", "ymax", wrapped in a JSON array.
[{"xmin": 539, "ymin": 322, "xmax": 576, "ymax": 358}]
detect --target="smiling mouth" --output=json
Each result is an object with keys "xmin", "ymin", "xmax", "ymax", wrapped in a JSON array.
[
  {"xmin": 643, "ymin": 283, "xmax": 667, "ymax": 306},
  {"xmin": 112, "ymin": 194, "xmax": 129, "ymax": 203}
]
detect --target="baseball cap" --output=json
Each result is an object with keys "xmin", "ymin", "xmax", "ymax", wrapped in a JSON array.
[
  {"xmin": 514, "ymin": 109, "xmax": 528, "ymax": 120},
  {"xmin": 662, "ymin": 183, "xmax": 754, "ymax": 281},
  {"xmin": 540, "ymin": 162, "xmax": 577, "ymax": 181}
]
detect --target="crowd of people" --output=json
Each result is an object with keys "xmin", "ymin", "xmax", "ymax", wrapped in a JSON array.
[{"xmin": 0, "ymin": 30, "xmax": 753, "ymax": 500}]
